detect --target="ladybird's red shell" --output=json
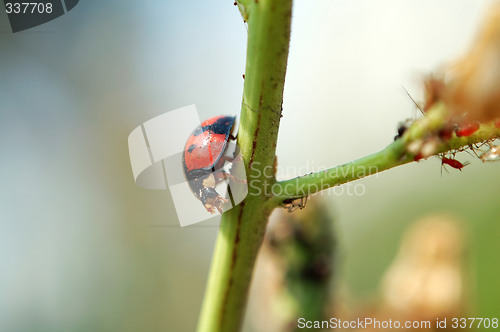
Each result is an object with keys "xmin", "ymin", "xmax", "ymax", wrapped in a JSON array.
[{"xmin": 183, "ymin": 116, "xmax": 236, "ymax": 174}]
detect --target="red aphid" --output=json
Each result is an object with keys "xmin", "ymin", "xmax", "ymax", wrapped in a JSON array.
[
  {"xmin": 495, "ymin": 119, "xmax": 500, "ymax": 128},
  {"xmin": 438, "ymin": 127, "xmax": 453, "ymax": 140},
  {"xmin": 441, "ymin": 157, "xmax": 466, "ymax": 170},
  {"xmin": 455, "ymin": 122, "xmax": 480, "ymax": 137}
]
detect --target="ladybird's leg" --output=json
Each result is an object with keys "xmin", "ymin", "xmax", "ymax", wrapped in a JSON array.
[
  {"xmin": 204, "ymin": 204, "xmax": 217, "ymax": 214},
  {"xmin": 205, "ymin": 196, "xmax": 229, "ymax": 214},
  {"xmin": 225, "ymin": 153, "xmax": 246, "ymax": 185},
  {"xmin": 214, "ymin": 170, "xmax": 247, "ymax": 184},
  {"xmin": 205, "ymin": 196, "xmax": 228, "ymax": 214},
  {"xmin": 211, "ymin": 167, "xmax": 246, "ymax": 184},
  {"xmin": 211, "ymin": 169, "xmax": 228, "ymax": 183},
  {"xmin": 231, "ymin": 152, "xmax": 244, "ymax": 165},
  {"xmin": 215, "ymin": 196, "xmax": 230, "ymax": 214},
  {"xmin": 218, "ymin": 151, "xmax": 244, "ymax": 166},
  {"xmin": 218, "ymin": 155, "xmax": 236, "ymax": 165},
  {"xmin": 205, "ymin": 199, "xmax": 229, "ymax": 214},
  {"xmin": 214, "ymin": 146, "xmax": 244, "ymax": 169}
]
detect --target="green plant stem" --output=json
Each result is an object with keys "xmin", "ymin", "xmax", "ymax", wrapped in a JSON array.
[
  {"xmin": 270, "ymin": 104, "xmax": 500, "ymax": 203},
  {"xmin": 270, "ymin": 139, "xmax": 411, "ymax": 204},
  {"xmin": 196, "ymin": 1, "xmax": 292, "ymax": 331}
]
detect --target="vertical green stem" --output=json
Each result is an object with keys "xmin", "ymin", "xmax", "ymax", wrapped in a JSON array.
[{"xmin": 196, "ymin": 0, "xmax": 293, "ymax": 331}]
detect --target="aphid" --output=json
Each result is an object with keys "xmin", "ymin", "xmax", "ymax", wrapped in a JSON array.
[
  {"xmin": 441, "ymin": 157, "xmax": 468, "ymax": 170},
  {"xmin": 455, "ymin": 122, "xmax": 480, "ymax": 137},
  {"xmin": 414, "ymin": 153, "xmax": 423, "ymax": 162},
  {"xmin": 438, "ymin": 127, "xmax": 453, "ymax": 140},
  {"xmin": 480, "ymin": 145, "xmax": 500, "ymax": 162},
  {"xmin": 183, "ymin": 115, "xmax": 237, "ymax": 214},
  {"xmin": 495, "ymin": 119, "xmax": 500, "ymax": 128},
  {"xmin": 282, "ymin": 196, "xmax": 308, "ymax": 213}
]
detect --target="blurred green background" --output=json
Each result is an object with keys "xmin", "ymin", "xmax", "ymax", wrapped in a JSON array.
[{"xmin": 0, "ymin": 1, "xmax": 498, "ymax": 331}]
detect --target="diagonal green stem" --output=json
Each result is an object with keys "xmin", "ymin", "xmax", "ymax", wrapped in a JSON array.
[{"xmin": 270, "ymin": 104, "xmax": 500, "ymax": 203}]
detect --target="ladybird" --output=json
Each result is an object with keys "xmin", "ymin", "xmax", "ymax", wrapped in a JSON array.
[{"xmin": 183, "ymin": 115, "xmax": 237, "ymax": 214}]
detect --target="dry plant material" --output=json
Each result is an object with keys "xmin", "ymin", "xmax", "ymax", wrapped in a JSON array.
[{"xmin": 426, "ymin": 2, "xmax": 500, "ymax": 123}]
